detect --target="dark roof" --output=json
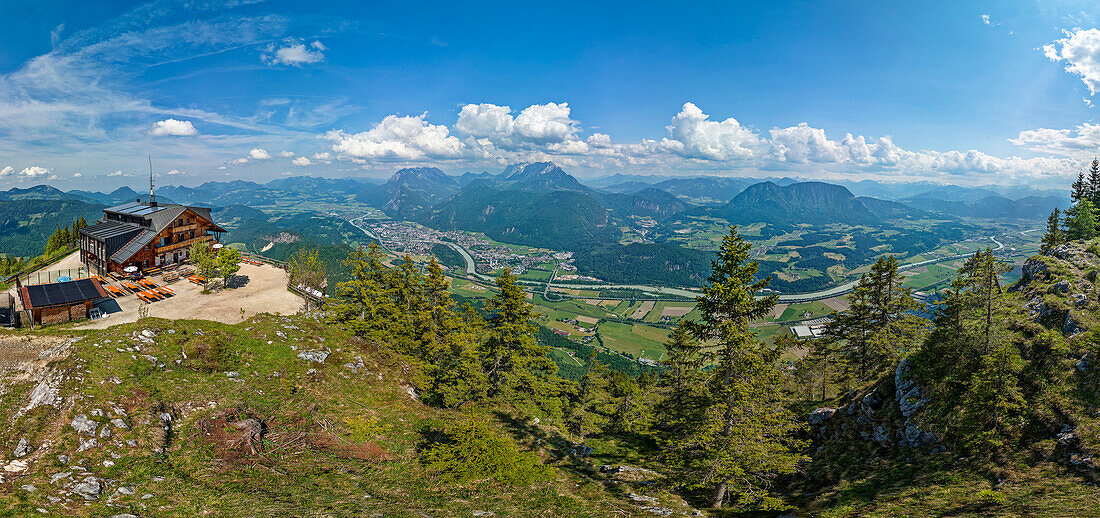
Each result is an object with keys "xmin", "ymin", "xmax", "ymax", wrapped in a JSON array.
[
  {"xmin": 19, "ymin": 279, "xmax": 108, "ymax": 309},
  {"xmin": 104, "ymin": 201, "xmax": 170, "ymax": 218},
  {"xmin": 81, "ymin": 220, "xmax": 144, "ymax": 241},
  {"xmin": 110, "ymin": 229, "xmax": 157, "ymax": 264}
]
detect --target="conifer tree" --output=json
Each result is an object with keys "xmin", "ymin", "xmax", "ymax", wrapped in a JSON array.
[
  {"xmin": 482, "ymin": 268, "xmax": 558, "ymax": 409},
  {"xmin": 1072, "ymin": 171, "xmax": 1087, "ymax": 202},
  {"xmin": 1040, "ymin": 208, "xmax": 1064, "ymax": 253},
  {"xmin": 1090, "ymin": 158, "xmax": 1100, "ymax": 207},
  {"xmin": 662, "ymin": 226, "xmax": 805, "ymax": 510},
  {"xmin": 824, "ymin": 256, "xmax": 925, "ymax": 382},
  {"xmin": 1067, "ymin": 199, "xmax": 1098, "ymax": 240}
]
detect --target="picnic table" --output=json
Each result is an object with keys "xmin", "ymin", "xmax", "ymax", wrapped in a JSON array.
[{"xmin": 104, "ymin": 285, "xmax": 124, "ymax": 297}]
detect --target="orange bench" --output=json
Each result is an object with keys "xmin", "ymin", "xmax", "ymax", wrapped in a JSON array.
[{"xmin": 104, "ymin": 285, "xmax": 124, "ymax": 297}]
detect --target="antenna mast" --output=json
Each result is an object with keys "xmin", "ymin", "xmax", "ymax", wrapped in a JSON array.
[{"xmin": 148, "ymin": 155, "xmax": 156, "ymax": 206}]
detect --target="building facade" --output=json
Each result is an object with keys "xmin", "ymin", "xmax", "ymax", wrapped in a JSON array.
[{"xmin": 79, "ymin": 200, "xmax": 226, "ymax": 274}]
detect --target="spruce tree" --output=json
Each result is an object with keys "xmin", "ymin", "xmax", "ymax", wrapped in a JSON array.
[
  {"xmin": 483, "ymin": 268, "xmax": 559, "ymax": 410},
  {"xmin": 663, "ymin": 226, "xmax": 805, "ymax": 510},
  {"xmin": 1090, "ymin": 158, "xmax": 1100, "ymax": 207},
  {"xmin": 1072, "ymin": 172, "xmax": 1087, "ymax": 202},
  {"xmin": 1040, "ymin": 208, "xmax": 1064, "ymax": 253},
  {"xmin": 1067, "ymin": 199, "xmax": 1098, "ymax": 240}
]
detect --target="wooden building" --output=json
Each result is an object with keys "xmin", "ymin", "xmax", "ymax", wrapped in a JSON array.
[
  {"xmin": 79, "ymin": 200, "xmax": 226, "ymax": 274},
  {"xmin": 19, "ymin": 278, "xmax": 108, "ymax": 325}
]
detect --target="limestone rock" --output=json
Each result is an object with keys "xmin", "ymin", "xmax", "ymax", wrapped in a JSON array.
[
  {"xmin": 71, "ymin": 414, "xmax": 97, "ymax": 435},
  {"xmin": 71, "ymin": 476, "xmax": 102, "ymax": 500},
  {"xmin": 807, "ymin": 407, "xmax": 836, "ymax": 426},
  {"xmin": 13, "ymin": 438, "xmax": 31, "ymax": 457},
  {"xmin": 297, "ymin": 349, "xmax": 330, "ymax": 363}
]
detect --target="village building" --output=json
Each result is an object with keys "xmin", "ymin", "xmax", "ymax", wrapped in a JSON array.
[
  {"xmin": 19, "ymin": 278, "xmax": 108, "ymax": 325},
  {"xmin": 79, "ymin": 199, "xmax": 226, "ymax": 275}
]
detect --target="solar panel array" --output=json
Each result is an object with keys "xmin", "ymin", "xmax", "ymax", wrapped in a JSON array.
[
  {"xmin": 24, "ymin": 279, "xmax": 104, "ymax": 308},
  {"xmin": 104, "ymin": 201, "xmax": 166, "ymax": 217}
]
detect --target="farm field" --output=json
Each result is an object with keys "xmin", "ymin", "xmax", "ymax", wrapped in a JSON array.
[{"xmin": 597, "ymin": 321, "xmax": 669, "ymax": 360}]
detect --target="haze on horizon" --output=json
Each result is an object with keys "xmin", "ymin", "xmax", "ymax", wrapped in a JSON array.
[{"xmin": 1, "ymin": 0, "xmax": 1100, "ymax": 190}]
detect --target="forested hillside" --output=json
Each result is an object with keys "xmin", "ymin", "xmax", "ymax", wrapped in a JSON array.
[{"xmin": 0, "ymin": 199, "xmax": 103, "ymax": 258}]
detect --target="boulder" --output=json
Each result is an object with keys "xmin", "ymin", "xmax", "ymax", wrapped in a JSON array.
[
  {"xmin": 1063, "ymin": 313, "xmax": 1084, "ymax": 336},
  {"xmin": 71, "ymin": 476, "xmax": 102, "ymax": 500},
  {"xmin": 297, "ymin": 349, "xmax": 330, "ymax": 363},
  {"xmin": 71, "ymin": 414, "xmax": 96, "ymax": 435},
  {"xmin": 1074, "ymin": 293, "xmax": 1089, "ymax": 308},
  {"xmin": 13, "ymin": 438, "xmax": 31, "ymax": 457},
  {"xmin": 1053, "ymin": 280, "xmax": 1071, "ymax": 294},
  {"xmin": 807, "ymin": 407, "xmax": 836, "ymax": 426}
]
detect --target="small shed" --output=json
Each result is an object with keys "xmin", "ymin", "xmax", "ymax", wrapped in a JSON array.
[
  {"xmin": 19, "ymin": 279, "xmax": 108, "ymax": 326},
  {"xmin": 0, "ymin": 293, "xmax": 14, "ymax": 327}
]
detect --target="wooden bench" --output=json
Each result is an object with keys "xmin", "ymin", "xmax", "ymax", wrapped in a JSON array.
[
  {"xmin": 163, "ymin": 273, "xmax": 180, "ymax": 284},
  {"xmin": 104, "ymin": 285, "xmax": 124, "ymax": 297}
]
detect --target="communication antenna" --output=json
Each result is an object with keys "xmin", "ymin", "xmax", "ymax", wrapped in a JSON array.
[{"xmin": 148, "ymin": 155, "xmax": 156, "ymax": 206}]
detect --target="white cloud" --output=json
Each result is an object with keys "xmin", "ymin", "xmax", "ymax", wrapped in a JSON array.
[
  {"xmin": 1044, "ymin": 28, "xmax": 1100, "ymax": 95},
  {"xmin": 661, "ymin": 102, "xmax": 760, "ymax": 161},
  {"xmin": 18, "ymin": 166, "xmax": 54, "ymax": 179},
  {"xmin": 1010, "ymin": 123, "xmax": 1100, "ymax": 154},
  {"xmin": 455, "ymin": 103, "xmax": 515, "ymax": 138},
  {"xmin": 262, "ymin": 37, "xmax": 326, "ymax": 67},
  {"xmin": 73, "ymin": 172, "xmax": 83, "ymax": 178},
  {"xmin": 249, "ymin": 148, "xmax": 272, "ymax": 160},
  {"xmin": 149, "ymin": 118, "xmax": 198, "ymax": 136},
  {"xmin": 108, "ymin": 170, "xmax": 130, "ymax": 177},
  {"xmin": 513, "ymin": 102, "xmax": 578, "ymax": 143},
  {"xmin": 292, "ymin": 156, "xmax": 312, "ymax": 166},
  {"xmin": 230, "ymin": 157, "xmax": 249, "ymax": 165},
  {"xmin": 165, "ymin": 169, "xmax": 186, "ymax": 176},
  {"xmin": 312, "ymin": 152, "xmax": 333, "ymax": 161},
  {"xmin": 326, "ymin": 113, "xmax": 464, "ymax": 160},
  {"xmin": 277, "ymin": 150, "xmax": 295, "ymax": 158},
  {"xmin": 50, "ymin": 23, "xmax": 65, "ymax": 48},
  {"xmin": 981, "ymin": 14, "xmax": 991, "ymax": 25},
  {"xmin": 0, "ymin": 166, "xmax": 12, "ymax": 177}
]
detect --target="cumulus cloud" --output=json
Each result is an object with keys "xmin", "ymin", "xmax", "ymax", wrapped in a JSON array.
[
  {"xmin": 1044, "ymin": 28, "xmax": 1100, "ymax": 95},
  {"xmin": 325, "ymin": 113, "xmax": 464, "ymax": 160},
  {"xmin": 0, "ymin": 166, "xmax": 12, "ymax": 177},
  {"xmin": 262, "ymin": 38, "xmax": 326, "ymax": 67},
  {"xmin": 165, "ymin": 169, "xmax": 186, "ymax": 176},
  {"xmin": 230, "ymin": 157, "xmax": 249, "ymax": 165},
  {"xmin": 18, "ymin": 166, "xmax": 54, "ymax": 179},
  {"xmin": 249, "ymin": 148, "xmax": 272, "ymax": 160},
  {"xmin": 661, "ymin": 102, "xmax": 760, "ymax": 161},
  {"xmin": 292, "ymin": 156, "xmax": 312, "ymax": 166},
  {"xmin": 312, "ymin": 152, "xmax": 333, "ymax": 161},
  {"xmin": 73, "ymin": 172, "xmax": 83, "ymax": 178},
  {"xmin": 513, "ymin": 102, "xmax": 578, "ymax": 143},
  {"xmin": 456, "ymin": 103, "xmax": 515, "ymax": 139},
  {"xmin": 1010, "ymin": 123, "xmax": 1100, "ymax": 154},
  {"xmin": 149, "ymin": 118, "xmax": 198, "ymax": 136},
  {"xmin": 277, "ymin": 150, "xmax": 295, "ymax": 158},
  {"xmin": 108, "ymin": 170, "xmax": 130, "ymax": 177}
]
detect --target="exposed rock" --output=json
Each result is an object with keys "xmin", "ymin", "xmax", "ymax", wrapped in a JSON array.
[
  {"xmin": 71, "ymin": 414, "xmax": 97, "ymax": 435},
  {"xmin": 895, "ymin": 359, "xmax": 928, "ymax": 418},
  {"xmin": 472, "ymin": 512, "xmax": 495, "ymax": 517},
  {"xmin": 71, "ymin": 476, "xmax": 102, "ymax": 500},
  {"xmin": 1074, "ymin": 293, "xmax": 1089, "ymax": 308},
  {"xmin": 1012, "ymin": 259, "xmax": 1049, "ymax": 292},
  {"xmin": 872, "ymin": 425, "xmax": 890, "ymax": 445},
  {"xmin": 13, "ymin": 438, "xmax": 32, "ymax": 457},
  {"xmin": 808, "ymin": 407, "xmax": 836, "ymax": 426},
  {"xmin": 1052, "ymin": 244, "xmax": 1071, "ymax": 260},
  {"xmin": 1063, "ymin": 313, "xmax": 1084, "ymax": 336},
  {"xmin": 344, "ymin": 356, "xmax": 366, "ymax": 373},
  {"xmin": 1078, "ymin": 356, "xmax": 1090, "ymax": 372},
  {"xmin": 1053, "ymin": 280, "xmax": 1071, "ymax": 294},
  {"xmin": 77, "ymin": 438, "xmax": 98, "ymax": 452},
  {"xmin": 110, "ymin": 418, "xmax": 129, "ymax": 430},
  {"xmin": 50, "ymin": 472, "xmax": 72, "ymax": 484},
  {"xmin": 297, "ymin": 349, "xmax": 330, "ymax": 363},
  {"xmin": 108, "ymin": 514, "xmax": 139, "ymax": 518},
  {"xmin": 99, "ymin": 424, "xmax": 112, "ymax": 439},
  {"xmin": 57, "ymin": 454, "xmax": 69, "ymax": 464},
  {"xmin": 141, "ymin": 329, "xmax": 156, "ymax": 339},
  {"xmin": 629, "ymin": 493, "xmax": 658, "ymax": 503},
  {"xmin": 21, "ymin": 484, "xmax": 35, "ymax": 492}
]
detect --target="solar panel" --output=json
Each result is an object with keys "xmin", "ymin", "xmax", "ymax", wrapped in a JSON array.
[{"xmin": 24, "ymin": 279, "xmax": 104, "ymax": 308}]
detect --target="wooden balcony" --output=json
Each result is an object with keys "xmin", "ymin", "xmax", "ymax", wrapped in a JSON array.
[
  {"xmin": 155, "ymin": 235, "xmax": 212, "ymax": 254},
  {"xmin": 170, "ymin": 223, "xmax": 198, "ymax": 234}
]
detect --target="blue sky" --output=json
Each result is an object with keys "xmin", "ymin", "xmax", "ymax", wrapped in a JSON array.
[{"xmin": 1, "ymin": 0, "xmax": 1100, "ymax": 189}]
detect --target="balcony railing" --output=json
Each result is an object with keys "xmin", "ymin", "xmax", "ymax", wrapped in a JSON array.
[
  {"xmin": 170, "ymin": 224, "xmax": 198, "ymax": 234},
  {"xmin": 155, "ymin": 235, "xmax": 212, "ymax": 254}
]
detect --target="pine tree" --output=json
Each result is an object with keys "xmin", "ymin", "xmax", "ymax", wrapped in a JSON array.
[
  {"xmin": 1089, "ymin": 158, "xmax": 1100, "ymax": 207},
  {"xmin": 663, "ymin": 226, "xmax": 806, "ymax": 510},
  {"xmin": 1041, "ymin": 208, "xmax": 1064, "ymax": 253},
  {"xmin": 326, "ymin": 243, "xmax": 399, "ymax": 341},
  {"xmin": 1072, "ymin": 172, "xmax": 1087, "ymax": 202},
  {"xmin": 1067, "ymin": 199, "xmax": 1098, "ymax": 240},
  {"xmin": 482, "ymin": 268, "xmax": 558, "ymax": 410},
  {"xmin": 823, "ymin": 256, "xmax": 925, "ymax": 383}
]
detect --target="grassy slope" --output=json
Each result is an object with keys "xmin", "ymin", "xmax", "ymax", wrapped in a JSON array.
[{"xmin": 0, "ymin": 315, "xmax": 666, "ymax": 517}]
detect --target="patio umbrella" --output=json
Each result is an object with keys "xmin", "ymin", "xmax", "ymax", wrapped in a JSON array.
[{"xmin": 123, "ymin": 266, "xmax": 138, "ymax": 273}]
